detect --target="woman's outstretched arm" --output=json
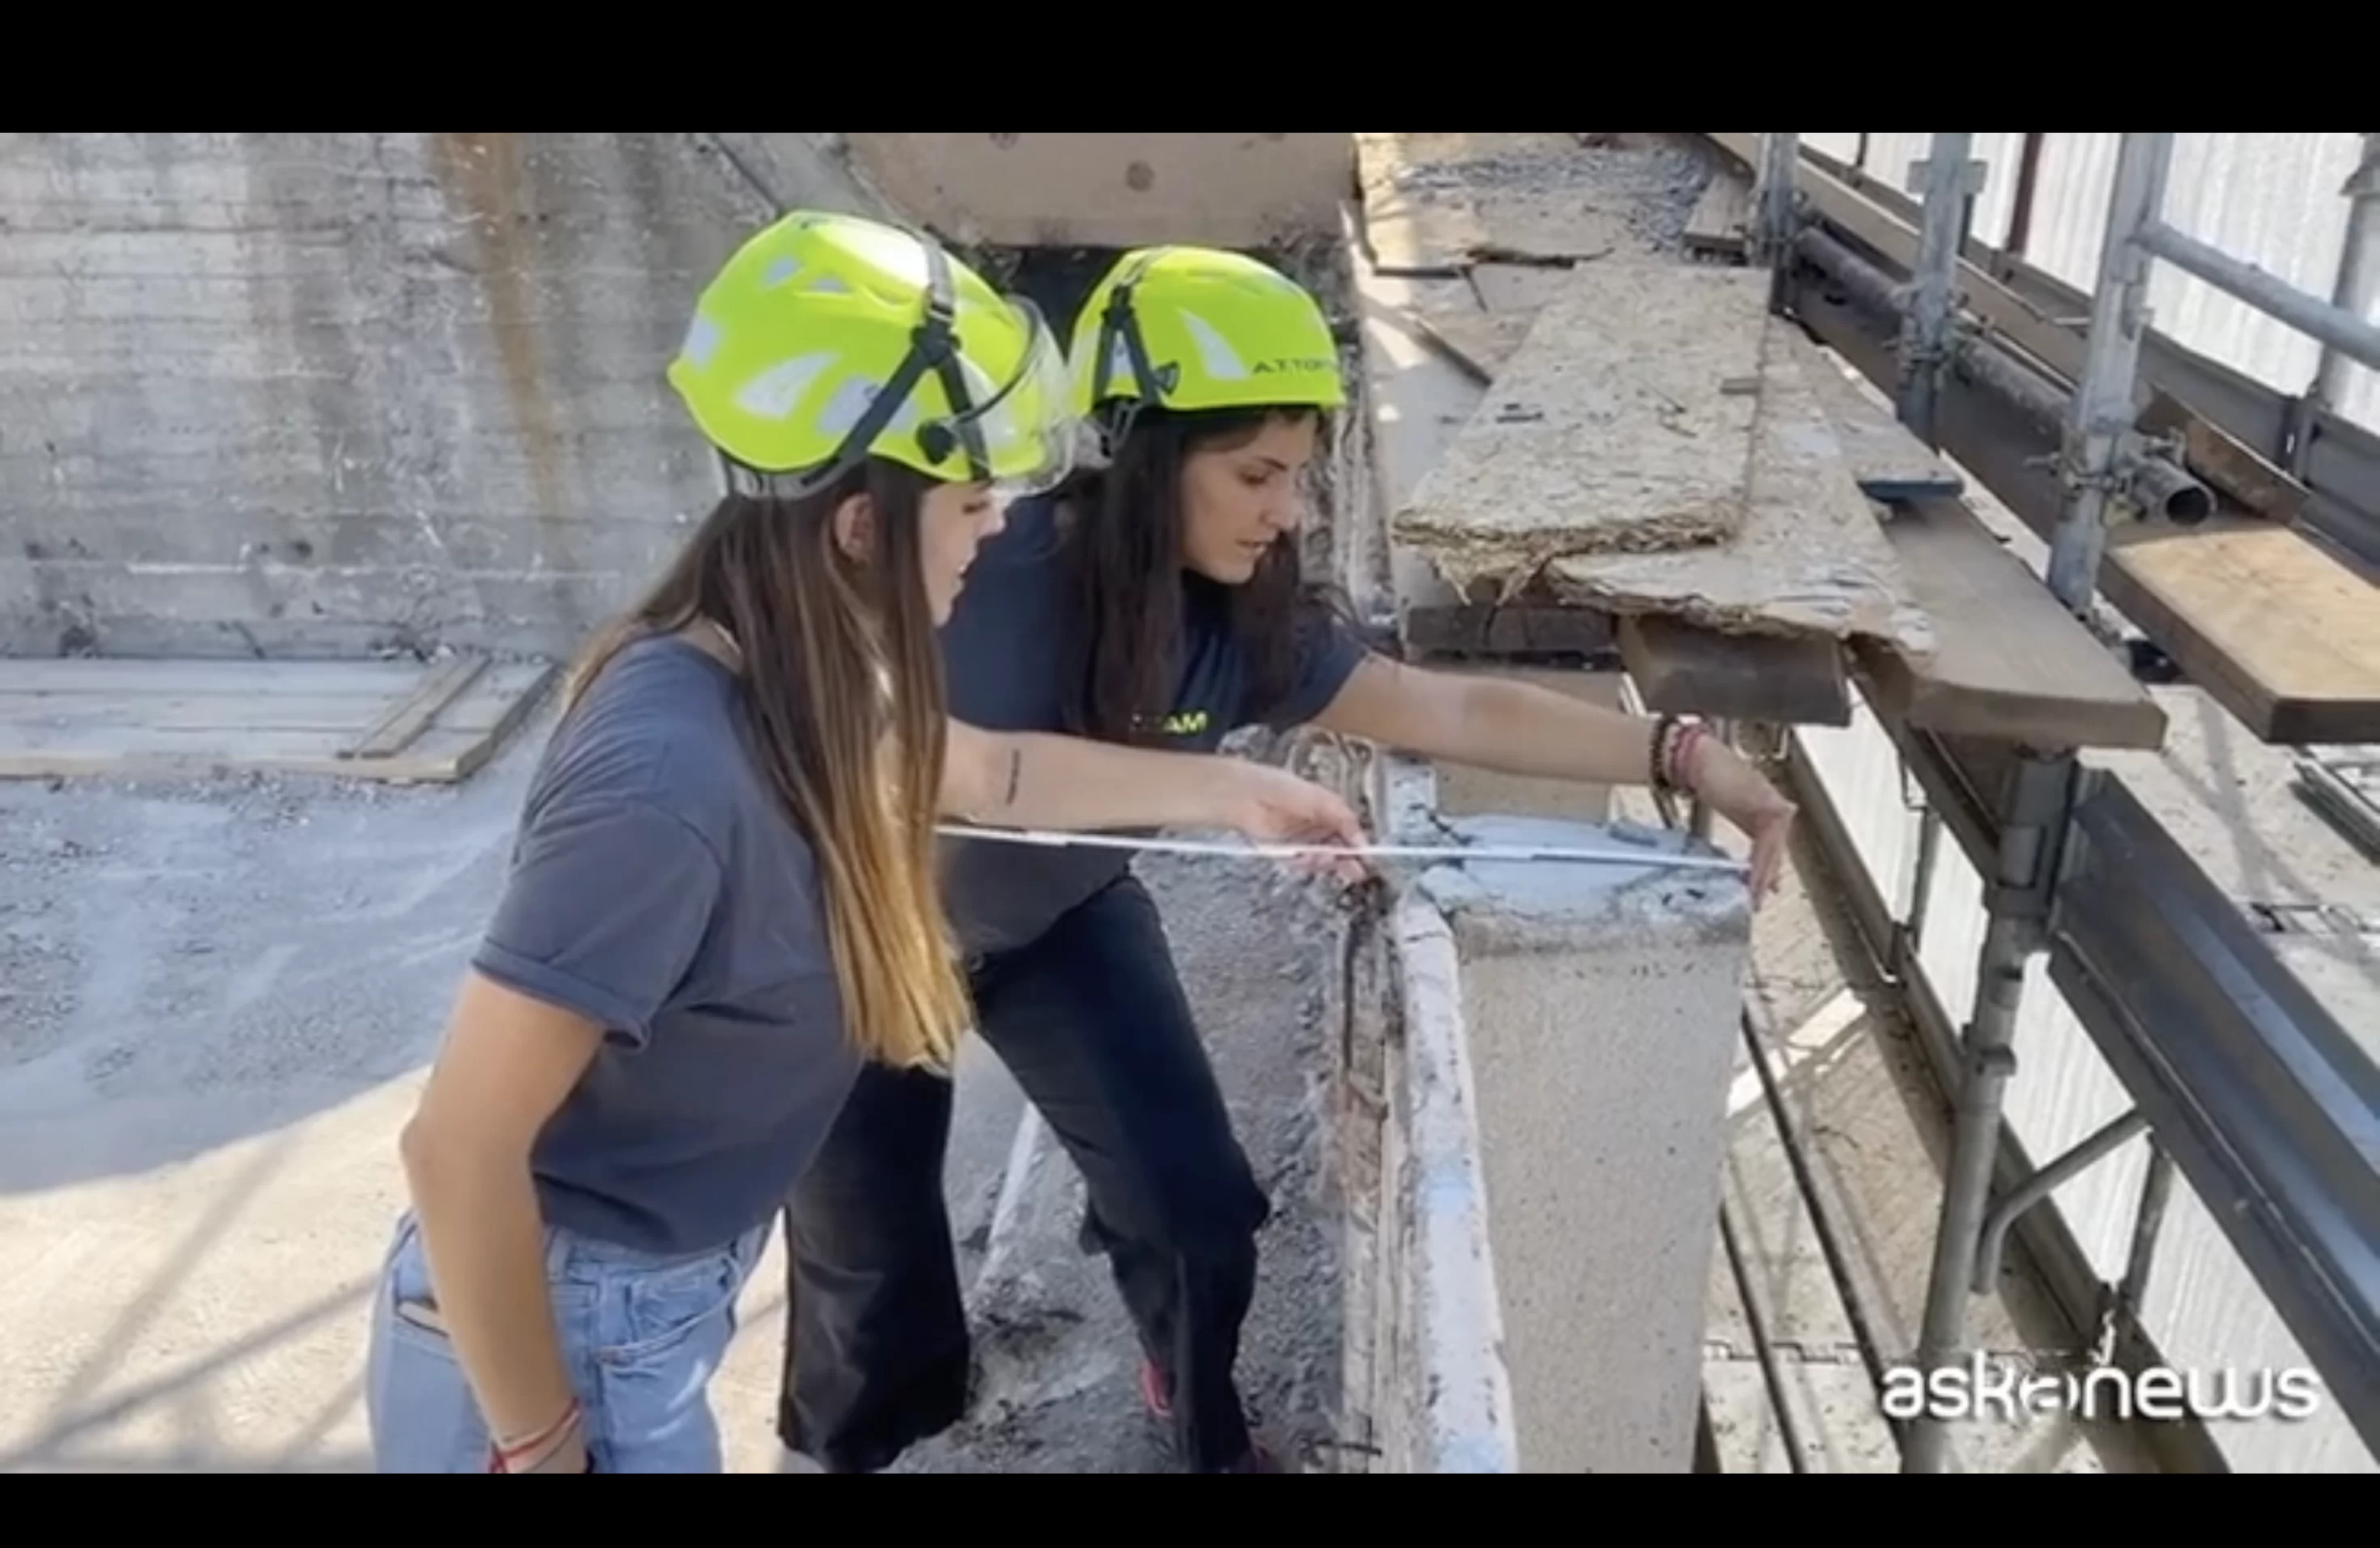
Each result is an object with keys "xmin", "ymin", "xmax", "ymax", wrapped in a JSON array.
[
  {"xmin": 1306, "ymin": 654, "xmax": 1796, "ymax": 898},
  {"xmin": 942, "ymin": 718, "xmax": 1367, "ymax": 869}
]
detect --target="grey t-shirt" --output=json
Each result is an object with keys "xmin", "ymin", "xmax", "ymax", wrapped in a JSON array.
[
  {"xmin": 937, "ymin": 495, "xmax": 1370, "ymax": 956},
  {"xmin": 470, "ymin": 634, "xmax": 861, "ymax": 1257}
]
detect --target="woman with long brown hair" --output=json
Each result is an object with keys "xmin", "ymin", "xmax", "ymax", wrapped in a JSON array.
[
  {"xmin": 775, "ymin": 245, "xmax": 1800, "ymax": 1474},
  {"xmin": 363, "ymin": 214, "xmax": 1367, "ymax": 1474}
]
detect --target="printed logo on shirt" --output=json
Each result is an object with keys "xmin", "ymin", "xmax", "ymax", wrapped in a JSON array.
[{"xmin": 1133, "ymin": 707, "xmax": 1211, "ymax": 738}]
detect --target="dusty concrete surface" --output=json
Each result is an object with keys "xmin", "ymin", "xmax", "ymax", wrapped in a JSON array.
[
  {"xmin": 870, "ymin": 848, "xmax": 1349, "ymax": 1474},
  {"xmin": 0, "ymin": 705, "xmax": 1341, "ymax": 1473}
]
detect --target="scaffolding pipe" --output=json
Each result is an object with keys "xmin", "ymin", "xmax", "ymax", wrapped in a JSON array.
[
  {"xmin": 1757, "ymin": 134, "xmax": 1800, "ymax": 309},
  {"xmin": 2136, "ymin": 215, "xmax": 2380, "ymax": 376},
  {"xmin": 1899, "ymin": 138, "xmax": 2174, "ymax": 1478},
  {"xmin": 1898, "ymin": 133, "xmax": 1974, "ymax": 444},
  {"xmin": 1971, "ymin": 1108, "xmax": 2149, "ymax": 1295},
  {"xmin": 2046, "ymin": 132, "xmax": 2173, "ymax": 610},
  {"xmin": 2123, "ymin": 449, "xmax": 2215, "ymax": 524},
  {"xmin": 1793, "ymin": 224, "xmax": 2213, "ymax": 525},
  {"xmin": 2314, "ymin": 132, "xmax": 2380, "ymax": 410},
  {"xmin": 1898, "ymin": 758, "xmax": 2074, "ymax": 1474},
  {"xmin": 2102, "ymin": 1142, "xmax": 2179, "ymax": 1363}
]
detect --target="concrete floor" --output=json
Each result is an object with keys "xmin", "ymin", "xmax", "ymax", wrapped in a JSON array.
[{"xmin": 0, "ymin": 704, "xmax": 1345, "ymax": 1474}]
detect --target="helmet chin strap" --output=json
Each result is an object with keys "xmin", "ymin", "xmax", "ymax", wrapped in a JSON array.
[{"xmin": 1087, "ymin": 252, "xmax": 1179, "ymax": 456}]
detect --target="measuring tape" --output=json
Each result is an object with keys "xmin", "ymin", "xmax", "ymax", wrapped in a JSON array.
[{"xmin": 935, "ymin": 823, "xmax": 1750, "ymax": 876}]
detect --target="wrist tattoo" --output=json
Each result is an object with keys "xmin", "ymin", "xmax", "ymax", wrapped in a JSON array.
[{"xmin": 1001, "ymin": 746, "xmax": 1022, "ymax": 810}]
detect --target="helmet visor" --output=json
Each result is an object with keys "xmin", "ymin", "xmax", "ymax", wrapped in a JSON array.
[{"xmin": 928, "ymin": 297, "xmax": 1082, "ymax": 497}]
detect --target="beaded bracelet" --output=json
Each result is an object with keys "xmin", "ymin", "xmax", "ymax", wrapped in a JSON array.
[{"xmin": 1649, "ymin": 714, "xmax": 1681, "ymax": 792}]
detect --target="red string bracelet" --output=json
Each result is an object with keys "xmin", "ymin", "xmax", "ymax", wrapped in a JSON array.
[{"xmin": 487, "ymin": 1397, "xmax": 582, "ymax": 1473}]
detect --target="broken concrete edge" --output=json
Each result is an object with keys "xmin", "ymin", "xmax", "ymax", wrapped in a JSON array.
[
  {"xmin": 1413, "ymin": 814, "xmax": 1753, "ymax": 957},
  {"xmin": 1384, "ymin": 887, "xmax": 1524, "ymax": 1474},
  {"xmin": 1361, "ymin": 757, "xmax": 1753, "ymax": 1474}
]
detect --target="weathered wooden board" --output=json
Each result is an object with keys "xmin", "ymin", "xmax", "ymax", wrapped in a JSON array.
[
  {"xmin": 0, "ymin": 653, "xmax": 555, "ymax": 782},
  {"xmin": 1354, "ymin": 133, "xmax": 1634, "ymax": 274},
  {"xmin": 1620, "ymin": 616, "xmax": 1851, "ymax": 727},
  {"xmin": 1426, "ymin": 292, "xmax": 1963, "ymax": 508},
  {"xmin": 1855, "ymin": 496, "xmax": 2167, "ymax": 751},
  {"xmin": 1683, "ymin": 170, "xmax": 1752, "ymax": 258},
  {"xmin": 1789, "ymin": 332, "xmax": 1963, "ymax": 500},
  {"xmin": 1546, "ymin": 324, "xmax": 1938, "ymax": 670},
  {"xmin": 1410, "ymin": 304, "xmax": 1529, "ymax": 383},
  {"xmin": 1396, "ymin": 260, "xmax": 1772, "ymax": 593},
  {"xmin": 2102, "ymin": 517, "xmax": 2380, "ymax": 746}
]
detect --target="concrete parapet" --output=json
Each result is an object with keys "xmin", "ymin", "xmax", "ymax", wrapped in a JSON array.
[{"xmin": 1358, "ymin": 756, "xmax": 1753, "ymax": 1472}]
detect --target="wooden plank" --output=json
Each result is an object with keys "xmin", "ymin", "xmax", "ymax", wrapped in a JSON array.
[
  {"xmin": 1791, "ymin": 267, "xmax": 2380, "ymax": 747},
  {"xmin": 1354, "ymin": 134, "xmax": 1633, "ymax": 274},
  {"xmin": 1547, "ymin": 319, "xmax": 1938, "ymax": 670},
  {"xmin": 1402, "ymin": 604, "xmax": 1616, "ymax": 660},
  {"xmin": 344, "ymin": 652, "xmax": 487, "ymax": 760},
  {"xmin": 2102, "ymin": 518, "xmax": 2380, "ymax": 746},
  {"xmin": 0, "ymin": 657, "xmax": 440, "ymax": 695},
  {"xmin": 1396, "ymin": 260, "xmax": 1772, "ymax": 593},
  {"xmin": 1853, "ymin": 495, "xmax": 2169, "ymax": 751},
  {"xmin": 1683, "ymin": 170, "xmax": 1752, "ymax": 258},
  {"xmin": 1789, "ymin": 331, "xmax": 1963, "ymax": 501},
  {"xmin": 0, "ymin": 691, "xmax": 518, "ymax": 735},
  {"xmin": 0, "ymin": 657, "xmax": 555, "ymax": 783},
  {"xmin": 1702, "ymin": 131, "xmax": 2313, "ymax": 525},
  {"xmin": 1619, "ymin": 616, "xmax": 1851, "ymax": 727}
]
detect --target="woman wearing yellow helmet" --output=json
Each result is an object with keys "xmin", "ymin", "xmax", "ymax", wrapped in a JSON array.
[
  {"xmin": 771, "ymin": 245, "xmax": 1798, "ymax": 1475},
  {"xmin": 363, "ymin": 215, "xmax": 1366, "ymax": 1474}
]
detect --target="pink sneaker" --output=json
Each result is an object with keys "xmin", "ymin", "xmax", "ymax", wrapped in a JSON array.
[{"xmin": 1140, "ymin": 1359, "xmax": 1173, "ymax": 1421}]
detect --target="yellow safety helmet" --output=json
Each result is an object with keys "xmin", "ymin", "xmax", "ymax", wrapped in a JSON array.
[
  {"xmin": 667, "ymin": 210, "xmax": 1079, "ymax": 495},
  {"xmin": 1068, "ymin": 245, "xmax": 1346, "ymax": 428}
]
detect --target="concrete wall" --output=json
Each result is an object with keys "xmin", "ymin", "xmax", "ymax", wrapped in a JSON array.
[
  {"xmin": 844, "ymin": 134, "xmax": 1353, "ymax": 249},
  {"xmin": 0, "ymin": 133, "xmax": 894, "ymax": 661},
  {"xmin": 1, "ymin": 132, "xmax": 1363, "ymax": 662}
]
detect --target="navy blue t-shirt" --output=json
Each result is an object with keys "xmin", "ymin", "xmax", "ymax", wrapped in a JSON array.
[
  {"xmin": 472, "ymin": 635, "xmax": 862, "ymax": 1256},
  {"xmin": 937, "ymin": 495, "xmax": 1370, "ymax": 955}
]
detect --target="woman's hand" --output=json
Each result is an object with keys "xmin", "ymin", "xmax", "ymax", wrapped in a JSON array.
[
  {"xmin": 1218, "ymin": 761, "xmax": 1374, "ymax": 886},
  {"xmin": 1684, "ymin": 737, "xmax": 1796, "ymax": 904}
]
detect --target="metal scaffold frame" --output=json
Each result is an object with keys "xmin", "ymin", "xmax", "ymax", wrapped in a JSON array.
[{"xmin": 1750, "ymin": 131, "xmax": 2380, "ymax": 1474}]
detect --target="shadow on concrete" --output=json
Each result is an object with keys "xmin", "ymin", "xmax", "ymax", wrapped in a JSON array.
[{"xmin": 0, "ymin": 712, "xmax": 555, "ymax": 1196}]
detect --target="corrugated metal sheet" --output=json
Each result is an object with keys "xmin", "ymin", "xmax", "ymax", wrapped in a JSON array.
[{"xmin": 1836, "ymin": 133, "xmax": 2378, "ymax": 433}]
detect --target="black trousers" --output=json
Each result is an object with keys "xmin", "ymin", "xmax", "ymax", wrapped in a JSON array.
[{"xmin": 776, "ymin": 873, "xmax": 1273, "ymax": 1473}]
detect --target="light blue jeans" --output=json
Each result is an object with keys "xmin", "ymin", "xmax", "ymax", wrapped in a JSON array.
[{"xmin": 364, "ymin": 1209, "xmax": 769, "ymax": 1473}]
